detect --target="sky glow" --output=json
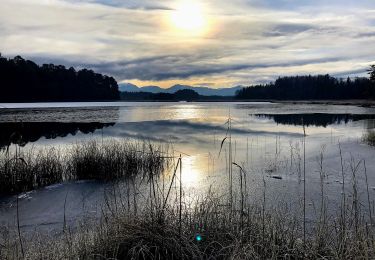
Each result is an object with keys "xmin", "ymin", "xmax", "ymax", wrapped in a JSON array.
[{"xmin": 1, "ymin": 0, "xmax": 374, "ymax": 88}]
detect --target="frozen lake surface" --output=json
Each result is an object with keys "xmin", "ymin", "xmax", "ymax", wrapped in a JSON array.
[{"xmin": 1, "ymin": 102, "xmax": 375, "ymax": 232}]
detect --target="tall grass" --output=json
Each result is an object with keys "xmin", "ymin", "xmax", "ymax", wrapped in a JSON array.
[
  {"xmin": 0, "ymin": 147, "xmax": 64, "ymax": 195},
  {"xmin": 0, "ymin": 140, "xmax": 170, "ymax": 195},
  {"xmin": 2, "ymin": 159, "xmax": 374, "ymax": 259},
  {"xmin": 1, "ymin": 132, "xmax": 375, "ymax": 259}
]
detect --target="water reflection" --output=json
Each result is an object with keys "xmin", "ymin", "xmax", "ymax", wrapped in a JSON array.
[
  {"xmin": 181, "ymin": 156, "xmax": 201, "ymax": 188},
  {"xmin": 0, "ymin": 122, "xmax": 116, "ymax": 148},
  {"xmin": 103, "ymin": 120, "xmax": 303, "ymax": 150},
  {"xmin": 255, "ymin": 113, "xmax": 375, "ymax": 127},
  {"xmin": 2, "ymin": 102, "xmax": 375, "ymax": 231},
  {"xmin": 0, "ymin": 106, "xmax": 119, "ymax": 148}
]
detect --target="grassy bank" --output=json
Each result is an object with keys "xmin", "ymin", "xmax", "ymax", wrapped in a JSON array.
[
  {"xmin": 2, "ymin": 186, "xmax": 374, "ymax": 259},
  {"xmin": 0, "ymin": 140, "xmax": 170, "ymax": 195}
]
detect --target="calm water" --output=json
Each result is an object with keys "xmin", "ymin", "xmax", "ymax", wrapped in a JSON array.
[{"xmin": 1, "ymin": 102, "xmax": 375, "ymax": 230}]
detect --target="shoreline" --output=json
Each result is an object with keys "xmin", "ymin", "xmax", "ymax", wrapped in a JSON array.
[{"xmin": 1, "ymin": 99, "xmax": 374, "ymax": 104}]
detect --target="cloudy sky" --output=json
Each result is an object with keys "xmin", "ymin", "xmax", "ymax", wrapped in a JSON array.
[{"xmin": 1, "ymin": 0, "xmax": 374, "ymax": 88}]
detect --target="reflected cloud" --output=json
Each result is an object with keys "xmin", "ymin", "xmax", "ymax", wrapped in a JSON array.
[{"xmin": 105, "ymin": 120, "xmax": 303, "ymax": 143}]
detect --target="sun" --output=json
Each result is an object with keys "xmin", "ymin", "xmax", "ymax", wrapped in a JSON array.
[{"xmin": 170, "ymin": 1, "xmax": 208, "ymax": 36}]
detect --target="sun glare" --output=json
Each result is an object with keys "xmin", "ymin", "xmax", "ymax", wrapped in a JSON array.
[{"xmin": 170, "ymin": 1, "xmax": 208, "ymax": 36}]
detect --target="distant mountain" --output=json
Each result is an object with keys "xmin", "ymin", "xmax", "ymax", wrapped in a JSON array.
[
  {"xmin": 119, "ymin": 83, "xmax": 243, "ymax": 96},
  {"xmin": 141, "ymin": 86, "xmax": 166, "ymax": 93},
  {"xmin": 118, "ymin": 83, "xmax": 139, "ymax": 92}
]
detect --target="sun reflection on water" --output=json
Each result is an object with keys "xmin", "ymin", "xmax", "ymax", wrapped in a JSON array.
[
  {"xmin": 172, "ymin": 104, "xmax": 201, "ymax": 120},
  {"xmin": 181, "ymin": 155, "xmax": 202, "ymax": 189}
]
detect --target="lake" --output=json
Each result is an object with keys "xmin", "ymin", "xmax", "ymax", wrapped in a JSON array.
[{"xmin": 1, "ymin": 101, "xmax": 375, "ymax": 231}]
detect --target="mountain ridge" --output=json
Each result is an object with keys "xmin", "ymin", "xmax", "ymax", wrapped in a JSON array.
[{"xmin": 119, "ymin": 83, "xmax": 242, "ymax": 96}]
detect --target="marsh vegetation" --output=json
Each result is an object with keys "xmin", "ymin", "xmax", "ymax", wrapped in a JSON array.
[
  {"xmin": 1, "ymin": 134, "xmax": 375, "ymax": 259},
  {"xmin": 0, "ymin": 140, "xmax": 169, "ymax": 195}
]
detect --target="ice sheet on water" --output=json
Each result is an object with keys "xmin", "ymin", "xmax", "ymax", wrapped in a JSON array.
[
  {"xmin": 0, "ymin": 102, "xmax": 129, "ymax": 109},
  {"xmin": 45, "ymin": 183, "xmax": 64, "ymax": 190},
  {"xmin": 17, "ymin": 191, "xmax": 34, "ymax": 200},
  {"xmin": 0, "ymin": 102, "xmax": 375, "ymax": 233}
]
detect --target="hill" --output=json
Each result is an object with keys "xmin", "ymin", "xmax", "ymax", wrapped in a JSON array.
[
  {"xmin": 120, "ymin": 89, "xmax": 234, "ymax": 101},
  {"xmin": 119, "ymin": 83, "xmax": 242, "ymax": 96}
]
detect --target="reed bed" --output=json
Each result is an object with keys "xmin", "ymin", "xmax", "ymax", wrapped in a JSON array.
[
  {"xmin": 2, "ymin": 148, "xmax": 375, "ymax": 260},
  {"xmin": 0, "ymin": 140, "xmax": 169, "ymax": 195},
  {"xmin": 2, "ymin": 182, "xmax": 374, "ymax": 259},
  {"xmin": 1, "ymin": 123, "xmax": 375, "ymax": 259}
]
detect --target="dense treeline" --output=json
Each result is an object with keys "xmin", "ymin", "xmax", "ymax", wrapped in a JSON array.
[
  {"xmin": 369, "ymin": 65, "xmax": 375, "ymax": 81},
  {"xmin": 0, "ymin": 54, "xmax": 119, "ymax": 102},
  {"xmin": 236, "ymin": 74, "xmax": 375, "ymax": 100},
  {"xmin": 121, "ymin": 88, "xmax": 233, "ymax": 101}
]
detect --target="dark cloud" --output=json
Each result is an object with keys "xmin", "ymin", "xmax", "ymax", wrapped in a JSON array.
[
  {"xmin": 85, "ymin": 55, "xmax": 351, "ymax": 81},
  {"xmin": 356, "ymin": 32, "xmax": 375, "ymax": 38},
  {"xmin": 248, "ymin": 0, "xmax": 375, "ymax": 10},
  {"xmin": 332, "ymin": 68, "xmax": 368, "ymax": 78},
  {"xmin": 65, "ymin": 0, "xmax": 172, "ymax": 10},
  {"xmin": 264, "ymin": 23, "xmax": 314, "ymax": 37},
  {"xmin": 26, "ymin": 50, "xmax": 365, "ymax": 86},
  {"xmin": 27, "ymin": 53, "xmax": 359, "ymax": 82}
]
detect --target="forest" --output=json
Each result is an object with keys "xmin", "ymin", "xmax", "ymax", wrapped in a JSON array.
[
  {"xmin": 236, "ymin": 74, "xmax": 375, "ymax": 100},
  {"xmin": 0, "ymin": 55, "xmax": 119, "ymax": 102},
  {"xmin": 2, "ymin": 54, "xmax": 375, "ymax": 102},
  {"xmin": 120, "ymin": 88, "xmax": 232, "ymax": 101}
]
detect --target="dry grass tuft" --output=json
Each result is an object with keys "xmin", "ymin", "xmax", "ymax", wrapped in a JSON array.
[{"xmin": 0, "ymin": 139, "xmax": 169, "ymax": 195}]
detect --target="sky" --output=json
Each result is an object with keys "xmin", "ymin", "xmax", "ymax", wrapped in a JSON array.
[{"xmin": 0, "ymin": 0, "xmax": 374, "ymax": 88}]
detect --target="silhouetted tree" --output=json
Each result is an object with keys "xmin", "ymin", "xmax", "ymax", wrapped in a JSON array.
[
  {"xmin": 120, "ymin": 90, "xmax": 232, "ymax": 101},
  {"xmin": 368, "ymin": 65, "xmax": 375, "ymax": 82},
  {"xmin": 0, "ymin": 55, "xmax": 120, "ymax": 102},
  {"xmin": 121, "ymin": 89, "xmax": 204, "ymax": 101},
  {"xmin": 120, "ymin": 91, "xmax": 154, "ymax": 100},
  {"xmin": 236, "ymin": 74, "xmax": 375, "ymax": 100},
  {"xmin": 153, "ymin": 93, "xmax": 175, "ymax": 100},
  {"xmin": 174, "ymin": 89, "xmax": 200, "ymax": 101}
]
